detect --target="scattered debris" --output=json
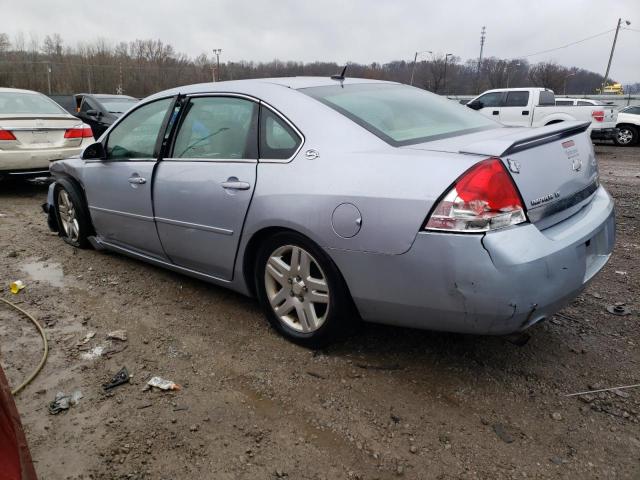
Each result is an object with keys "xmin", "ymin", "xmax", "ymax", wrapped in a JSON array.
[
  {"xmin": 550, "ymin": 412, "xmax": 563, "ymax": 421},
  {"xmin": 147, "ymin": 376, "xmax": 181, "ymax": 391},
  {"xmin": 566, "ymin": 383, "xmax": 640, "ymax": 397},
  {"xmin": 48, "ymin": 390, "xmax": 82, "ymax": 415},
  {"xmin": 614, "ymin": 270, "xmax": 628, "ymax": 275},
  {"xmin": 306, "ymin": 371, "xmax": 326, "ymax": 379},
  {"xmin": 102, "ymin": 367, "xmax": 131, "ymax": 391},
  {"xmin": 9, "ymin": 280, "xmax": 25, "ymax": 294},
  {"xmin": 80, "ymin": 345, "xmax": 105, "ymax": 360},
  {"xmin": 590, "ymin": 292, "xmax": 603, "ymax": 299},
  {"xmin": 492, "ymin": 423, "xmax": 514, "ymax": 444},
  {"xmin": 107, "ymin": 329, "xmax": 128, "ymax": 341},
  {"xmin": 78, "ymin": 331, "xmax": 96, "ymax": 345},
  {"xmin": 606, "ymin": 304, "xmax": 632, "ymax": 316},
  {"xmin": 137, "ymin": 401, "xmax": 153, "ymax": 410}
]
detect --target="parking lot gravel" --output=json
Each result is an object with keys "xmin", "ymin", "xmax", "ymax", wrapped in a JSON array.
[{"xmin": 0, "ymin": 144, "xmax": 639, "ymax": 479}]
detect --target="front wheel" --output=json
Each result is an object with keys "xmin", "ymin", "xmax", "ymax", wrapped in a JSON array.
[
  {"xmin": 54, "ymin": 180, "xmax": 91, "ymax": 248},
  {"xmin": 255, "ymin": 232, "xmax": 353, "ymax": 348},
  {"xmin": 614, "ymin": 125, "xmax": 638, "ymax": 146}
]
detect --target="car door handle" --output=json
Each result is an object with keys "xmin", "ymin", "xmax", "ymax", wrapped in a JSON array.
[
  {"xmin": 128, "ymin": 177, "xmax": 146, "ymax": 185},
  {"xmin": 522, "ymin": 110, "xmax": 530, "ymax": 115},
  {"xmin": 221, "ymin": 180, "xmax": 251, "ymax": 190},
  {"xmin": 492, "ymin": 110, "xmax": 499, "ymax": 115}
]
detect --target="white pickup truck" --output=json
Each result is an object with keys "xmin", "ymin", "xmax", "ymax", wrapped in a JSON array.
[{"xmin": 466, "ymin": 88, "xmax": 617, "ymax": 141}]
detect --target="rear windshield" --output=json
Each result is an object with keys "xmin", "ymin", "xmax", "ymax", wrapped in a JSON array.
[
  {"xmin": 98, "ymin": 98, "xmax": 139, "ymax": 114},
  {"xmin": 300, "ymin": 83, "xmax": 498, "ymax": 146},
  {"xmin": 0, "ymin": 92, "xmax": 68, "ymax": 115}
]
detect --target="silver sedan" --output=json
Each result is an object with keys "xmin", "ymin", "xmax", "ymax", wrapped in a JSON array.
[{"xmin": 45, "ymin": 77, "xmax": 615, "ymax": 347}]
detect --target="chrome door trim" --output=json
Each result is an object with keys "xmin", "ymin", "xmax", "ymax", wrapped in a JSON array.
[
  {"xmin": 155, "ymin": 216, "xmax": 234, "ymax": 236},
  {"xmin": 88, "ymin": 205, "xmax": 155, "ymax": 222},
  {"xmin": 160, "ymin": 158, "xmax": 257, "ymax": 164}
]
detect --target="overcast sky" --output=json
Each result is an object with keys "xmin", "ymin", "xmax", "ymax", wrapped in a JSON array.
[{"xmin": 2, "ymin": 0, "xmax": 639, "ymax": 83}]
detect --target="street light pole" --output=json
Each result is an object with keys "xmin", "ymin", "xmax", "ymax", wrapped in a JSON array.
[
  {"xmin": 410, "ymin": 50, "xmax": 431, "ymax": 86},
  {"xmin": 506, "ymin": 62, "xmax": 521, "ymax": 88},
  {"xmin": 443, "ymin": 53, "xmax": 453, "ymax": 96},
  {"xmin": 46, "ymin": 64, "xmax": 52, "ymax": 95},
  {"xmin": 602, "ymin": 18, "xmax": 630, "ymax": 92},
  {"xmin": 564, "ymin": 72, "xmax": 576, "ymax": 95},
  {"xmin": 212, "ymin": 48, "xmax": 222, "ymax": 82}
]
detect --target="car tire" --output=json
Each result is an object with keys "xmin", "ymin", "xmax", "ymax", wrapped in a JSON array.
[
  {"xmin": 255, "ymin": 231, "xmax": 353, "ymax": 348},
  {"xmin": 614, "ymin": 125, "xmax": 638, "ymax": 146},
  {"xmin": 54, "ymin": 179, "xmax": 91, "ymax": 249}
]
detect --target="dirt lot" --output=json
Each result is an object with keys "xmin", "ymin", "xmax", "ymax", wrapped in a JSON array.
[{"xmin": 1, "ymin": 144, "xmax": 639, "ymax": 480}]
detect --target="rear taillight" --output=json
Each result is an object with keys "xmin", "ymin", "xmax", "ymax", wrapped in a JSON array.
[
  {"xmin": 64, "ymin": 126, "xmax": 93, "ymax": 139},
  {"xmin": 591, "ymin": 110, "xmax": 605, "ymax": 122},
  {"xmin": 0, "ymin": 129, "xmax": 17, "ymax": 140},
  {"xmin": 425, "ymin": 158, "xmax": 527, "ymax": 233}
]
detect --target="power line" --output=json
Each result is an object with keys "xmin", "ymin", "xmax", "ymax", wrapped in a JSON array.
[
  {"xmin": 621, "ymin": 27, "xmax": 640, "ymax": 33},
  {"xmin": 520, "ymin": 28, "xmax": 616, "ymax": 58}
]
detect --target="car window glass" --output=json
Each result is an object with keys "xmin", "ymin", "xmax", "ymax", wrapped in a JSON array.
[
  {"xmin": 0, "ymin": 92, "xmax": 68, "ymax": 115},
  {"xmin": 172, "ymin": 97, "xmax": 257, "ymax": 159},
  {"xmin": 504, "ymin": 91, "xmax": 529, "ymax": 107},
  {"xmin": 80, "ymin": 98, "xmax": 94, "ymax": 113},
  {"xmin": 260, "ymin": 108, "xmax": 301, "ymax": 159},
  {"xmin": 555, "ymin": 100, "xmax": 573, "ymax": 106},
  {"xmin": 106, "ymin": 98, "xmax": 172, "ymax": 160},
  {"xmin": 476, "ymin": 92, "xmax": 503, "ymax": 107},
  {"xmin": 627, "ymin": 106, "xmax": 640, "ymax": 115},
  {"xmin": 538, "ymin": 91, "xmax": 555, "ymax": 106},
  {"xmin": 577, "ymin": 101, "xmax": 593, "ymax": 106}
]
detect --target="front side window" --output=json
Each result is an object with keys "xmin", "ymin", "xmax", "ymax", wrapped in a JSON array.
[
  {"xmin": 476, "ymin": 92, "xmax": 504, "ymax": 108},
  {"xmin": 504, "ymin": 91, "xmax": 529, "ymax": 107},
  {"xmin": 260, "ymin": 107, "xmax": 301, "ymax": 159},
  {"xmin": 172, "ymin": 97, "xmax": 257, "ymax": 159},
  {"xmin": 98, "ymin": 97, "xmax": 139, "ymax": 114},
  {"xmin": 80, "ymin": 98, "xmax": 98, "ymax": 113},
  {"xmin": 301, "ymin": 83, "xmax": 497, "ymax": 146},
  {"xmin": 106, "ymin": 98, "xmax": 172, "ymax": 160}
]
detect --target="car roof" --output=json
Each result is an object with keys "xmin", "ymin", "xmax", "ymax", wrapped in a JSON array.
[
  {"xmin": 74, "ymin": 93, "xmax": 137, "ymax": 100},
  {"xmin": 0, "ymin": 87, "xmax": 42, "ymax": 95},
  {"xmin": 144, "ymin": 76, "xmax": 398, "ymax": 101}
]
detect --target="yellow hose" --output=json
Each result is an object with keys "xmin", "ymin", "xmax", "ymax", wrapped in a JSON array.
[{"xmin": 0, "ymin": 297, "xmax": 49, "ymax": 396}]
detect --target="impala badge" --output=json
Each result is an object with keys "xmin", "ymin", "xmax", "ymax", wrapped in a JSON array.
[
  {"xmin": 572, "ymin": 157, "xmax": 583, "ymax": 172},
  {"xmin": 305, "ymin": 149, "xmax": 320, "ymax": 160}
]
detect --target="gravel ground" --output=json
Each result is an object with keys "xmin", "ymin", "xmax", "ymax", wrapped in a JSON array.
[{"xmin": 0, "ymin": 144, "xmax": 638, "ymax": 480}]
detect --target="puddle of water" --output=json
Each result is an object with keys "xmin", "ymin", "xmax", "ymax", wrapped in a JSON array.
[{"xmin": 20, "ymin": 260, "xmax": 66, "ymax": 288}]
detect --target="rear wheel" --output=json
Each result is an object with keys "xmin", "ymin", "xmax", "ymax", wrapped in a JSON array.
[
  {"xmin": 255, "ymin": 232, "xmax": 352, "ymax": 348},
  {"xmin": 54, "ymin": 180, "xmax": 91, "ymax": 248},
  {"xmin": 614, "ymin": 125, "xmax": 638, "ymax": 146}
]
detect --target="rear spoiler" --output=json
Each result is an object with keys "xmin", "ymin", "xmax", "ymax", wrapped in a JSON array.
[{"xmin": 459, "ymin": 121, "xmax": 591, "ymax": 157}]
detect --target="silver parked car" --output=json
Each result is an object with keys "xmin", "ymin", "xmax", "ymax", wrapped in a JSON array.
[
  {"xmin": 0, "ymin": 88, "xmax": 94, "ymax": 179},
  {"xmin": 44, "ymin": 77, "xmax": 615, "ymax": 347}
]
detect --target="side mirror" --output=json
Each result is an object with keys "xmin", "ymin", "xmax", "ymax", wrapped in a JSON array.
[
  {"xmin": 81, "ymin": 142, "xmax": 106, "ymax": 160},
  {"xmin": 467, "ymin": 100, "xmax": 483, "ymax": 110},
  {"xmin": 86, "ymin": 109, "xmax": 100, "ymax": 117}
]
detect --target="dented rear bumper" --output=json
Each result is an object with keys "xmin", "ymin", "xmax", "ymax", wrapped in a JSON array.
[{"xmin": 328, "ymin": 186, "xmax": 615, "ymax": 335}]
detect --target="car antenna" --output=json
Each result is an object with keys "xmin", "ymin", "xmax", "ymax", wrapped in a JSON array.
[{"xmin": 330, "ymin": 65, "xmax": 348, "ymax": 82}]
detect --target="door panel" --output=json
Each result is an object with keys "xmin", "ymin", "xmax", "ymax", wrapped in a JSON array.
[
  {"xmin": 154, "ymin": 161, "xmax": 257, "ymax": 279},
  {"xmin": 153, "ymin": 95, "xmax": 259, "ymax": 280},
  {"xmin": 83, "ymin": 97, "xmax": 174, "ymax": 258},
  {"xmin": 499, "ymin": 91, "xmax": 530, "ymax": 126}
]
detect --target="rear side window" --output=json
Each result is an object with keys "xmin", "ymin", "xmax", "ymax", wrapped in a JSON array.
[
  {"xmin": 302, "ymin": 83, "xmax": 497, "ymax": 146},
  {"xmin": 259, "ymin": 107, "xmax": 301, "ymax": 159},
  {"xmin": 172, "ymin": 97, "xmax": 258, "ymax": 159},
  {"xmin": 504, "ymin": 91, "xmax": 529, "ymax": 107},
  {"xmin": 106, "ymin": 98, "xmax": 172, "ymax": 160},
  {"xmin": 538, "ymin": 91, "xmax": 555, "ymax": 106}
]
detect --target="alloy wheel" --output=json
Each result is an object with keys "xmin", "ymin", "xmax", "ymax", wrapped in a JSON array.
[
  {"xmin": 264, "ymin": 245, "xmax": 330, "ymax": 333},
  {"xmin": 617, "ymin": 128, "xmax": 633, "ymax": 145},
  {"xmin": 57, "ymin": 189, "xmax": 80, "ymax": 242}
]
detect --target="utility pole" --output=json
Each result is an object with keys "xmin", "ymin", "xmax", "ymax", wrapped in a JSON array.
[
  {"xmin": 116, "ymin": 63, "xmax": 123, "ymax": 94},
  {"xmin": 475, "ymin": 26, "xmax": 486, "ymax": 94},
  {"xmin": 87, "ymin": 68, "xmax": 92, "ymax": 93},
  {"xmin": 212, "ymin": 48, "xmax": 222, "ymax": 82},
  {"xmin": 602, "ymin": 18, "xmax": 630, "ymax": 93},
  {"xmin": 410, "ymin": 50, "xmax": 432, "ymax": 86},
  {"xmin": 443, "ymin": 53, "xmax": 453, "ymax": 97},
  {"xmin": 46, "ymin": 63, "xmax": 52, "ymax": 95}
]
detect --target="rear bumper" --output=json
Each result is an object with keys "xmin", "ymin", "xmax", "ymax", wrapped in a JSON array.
[
  {"xmin": 0, "ymin": 145, "xmax": 84, "ymax": 173},
  {"xmin": 590, "ymin": 127, "xmax": 618, "ymax": 141},
  {"xmin": 328, "ymin": 186, "xmax": 615, "ymax": 335}
]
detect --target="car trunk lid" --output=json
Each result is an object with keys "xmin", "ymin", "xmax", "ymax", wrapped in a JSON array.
[
  {"xmin": 0, "ymin": 114, "xmax": 84, "ymax": 149},
  {"xmin": 403, "ymin": 122, "xmax": 599, "ymax": 229}
]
